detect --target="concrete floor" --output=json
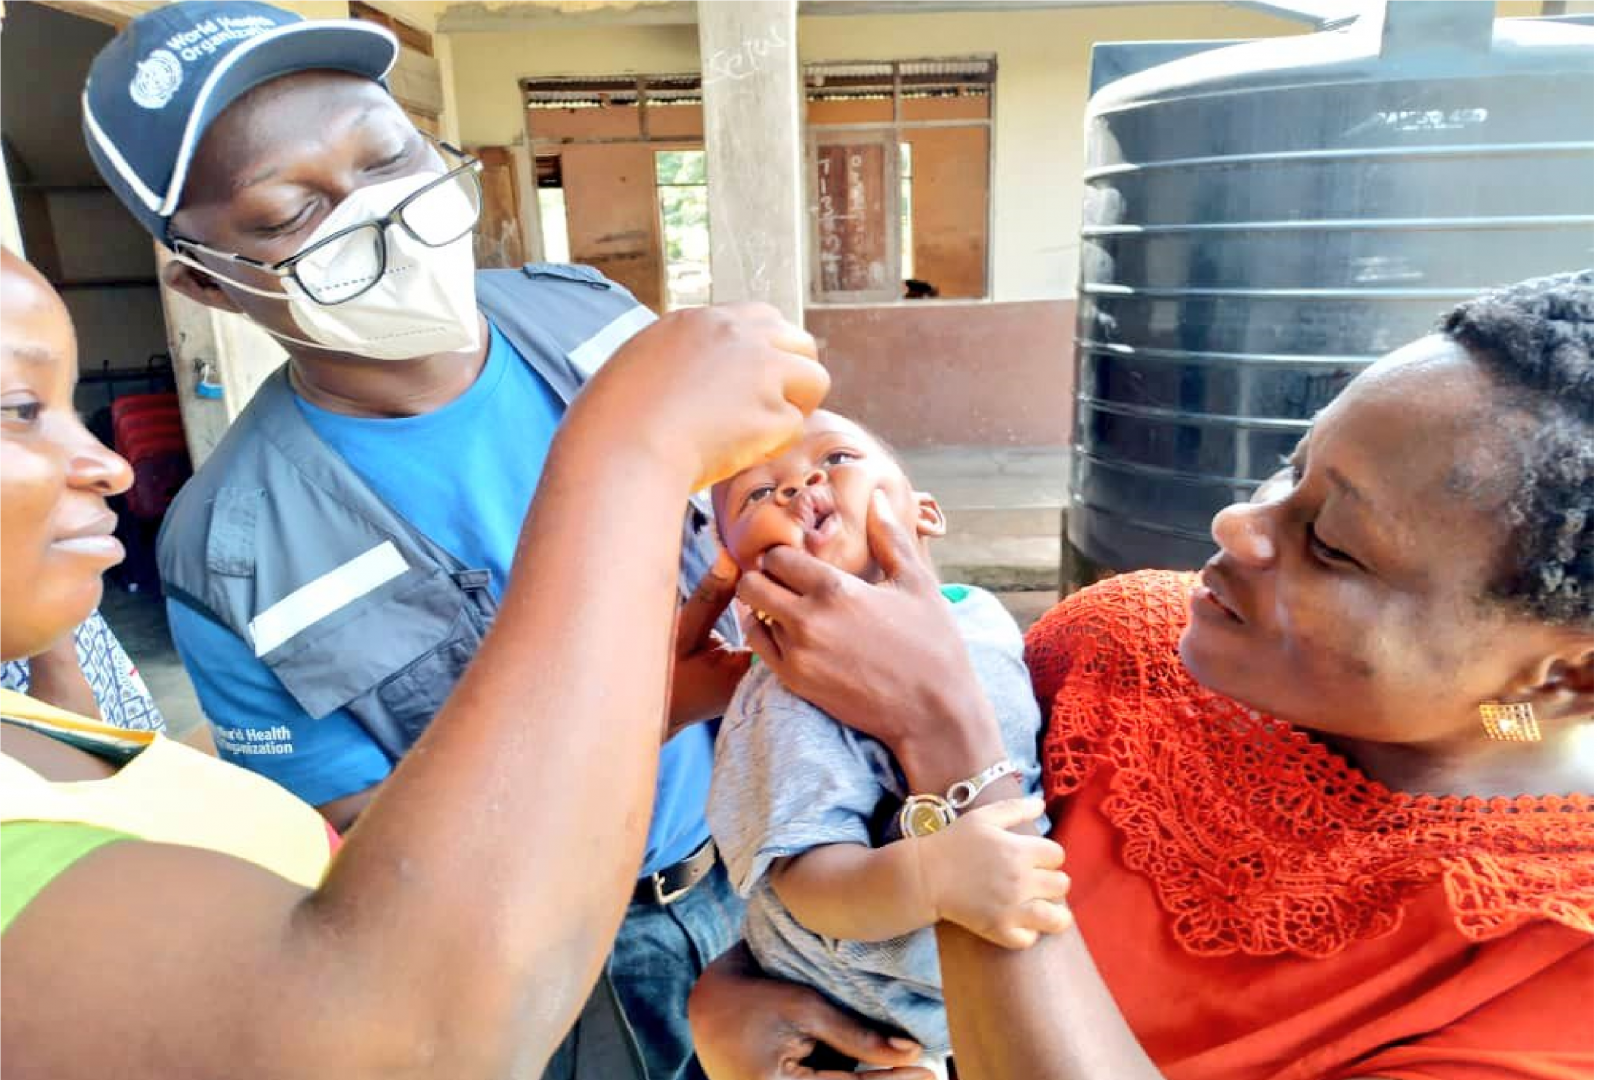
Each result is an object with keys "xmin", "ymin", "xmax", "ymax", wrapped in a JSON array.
[{"xmin": 900, "ymin": 445, "xmax": 1068, "ymax": 627}]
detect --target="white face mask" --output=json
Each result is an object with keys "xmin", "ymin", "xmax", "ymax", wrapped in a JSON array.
[{"xmin": 174, "ymin": 170, "xmax": 482, "ymax": 361}]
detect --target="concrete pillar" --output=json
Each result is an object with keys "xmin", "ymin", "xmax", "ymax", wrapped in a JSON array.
[
  {"xmin": 510, "ymin": 143, "xmax": 546, "ymax": 263},
  {"xmin": 696, "ymin": 0, "xmax": 805, "ymax": 322}
]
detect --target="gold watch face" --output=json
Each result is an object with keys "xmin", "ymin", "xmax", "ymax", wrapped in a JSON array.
[{"xmin": 900, "ymin": 795, "xmax": 955, "ymax": 838}]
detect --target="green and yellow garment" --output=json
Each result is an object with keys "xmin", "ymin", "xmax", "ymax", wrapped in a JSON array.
[{"xmin": 1, "ymin": 688, "xmax": 337, "ymax": 931}]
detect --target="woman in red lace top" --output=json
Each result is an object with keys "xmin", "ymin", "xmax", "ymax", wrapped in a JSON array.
[{"xmin": 689, "ymin": 273, "xmax": 1594, "ymax": 1080}]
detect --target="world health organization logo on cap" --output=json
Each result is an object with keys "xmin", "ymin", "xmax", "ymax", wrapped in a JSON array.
[
  {"xmin": 130, "ymin": 49, "xmax": 183, "ymax": 109},
  {"xmin": 83, "ymin": 1, "xmax": 399, "ymax": 239}
]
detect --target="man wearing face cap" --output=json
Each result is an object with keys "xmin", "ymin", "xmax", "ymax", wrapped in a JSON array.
[{"xmin": 83, "ymin": 6, "xmax": 744, "ymax": 1077}]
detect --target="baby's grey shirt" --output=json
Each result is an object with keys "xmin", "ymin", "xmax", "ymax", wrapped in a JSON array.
[{"xmin": 706, "ymin": 584, "xmax": 1044, "ymax": 1054}]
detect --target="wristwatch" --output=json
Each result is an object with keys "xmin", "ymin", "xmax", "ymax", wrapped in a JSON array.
[{"xmin": 897, "ymin": 760, "xmax": 1020, "ymax": 838}]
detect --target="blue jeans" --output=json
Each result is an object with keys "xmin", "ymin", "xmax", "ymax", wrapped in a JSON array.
[{"xmin": 543, "ymin": 860, "xmax": 744, "ymax": 1080}]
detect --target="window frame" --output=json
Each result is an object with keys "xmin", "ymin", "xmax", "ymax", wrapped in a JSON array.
[
  {"xmin": 520, "ymin": 58, "xmax": 998, "ymax": 306},
  {"xmin": 804, "ymin": 56, "xmax": 997, "ymax": 305},
  {"xmin": 521, "ymin": 74, "xmax": 706, "ymax": 146}
]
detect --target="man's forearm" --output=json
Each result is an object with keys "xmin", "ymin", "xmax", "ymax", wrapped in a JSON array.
[{"xmin": 772, "ymin": 842, "xmax": 936, "ymax": 942}]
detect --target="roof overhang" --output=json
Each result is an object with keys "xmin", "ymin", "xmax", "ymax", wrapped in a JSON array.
[{"xmin": 436, "ymin": 0, "xmax": 1327, "ymax": 34}]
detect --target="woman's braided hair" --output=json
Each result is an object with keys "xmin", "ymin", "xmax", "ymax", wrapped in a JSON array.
[{"xmin": 1439, "ymin": 269, "xmax": 1593, "ymax": 627}]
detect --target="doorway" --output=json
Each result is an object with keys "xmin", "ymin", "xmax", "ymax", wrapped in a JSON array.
[
  {"xmin": 522, "ymin": 74, "xmax": 708, "ymax": 313},
  {"xmin": 2, "ymin": 3, "xmax": 173, "ymax": 420},
  {"xmin": 655, "ymin": 149, "xmax": 710, "ymax": 310}
]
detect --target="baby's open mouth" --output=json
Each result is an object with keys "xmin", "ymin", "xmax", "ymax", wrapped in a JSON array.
[{"xmin": 795, "ymin": 490, "xmax": 842, "ymax": 553}]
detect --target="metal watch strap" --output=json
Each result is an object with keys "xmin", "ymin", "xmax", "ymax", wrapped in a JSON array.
[
  {"xmin": 897, "ymin": 759, "xmax": 1022, "ymax": 838},
  {"xmin": 946, "ymin": 759, "xmax": 1020, "ymax": 810}
]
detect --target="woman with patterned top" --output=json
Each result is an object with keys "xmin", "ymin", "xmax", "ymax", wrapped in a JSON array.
[
  {"xmin": 1, "ymin": 610, "xmax": 163, "ymax": 731},
  {"xmin": 687, "ymin": 271, "xmax": 1594, "ymax": 1080}
]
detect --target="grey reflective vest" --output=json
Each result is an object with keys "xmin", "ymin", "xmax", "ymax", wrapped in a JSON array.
[{"xmin": 158, "ymin": 263, "xmax": 730, "ymax": 762}]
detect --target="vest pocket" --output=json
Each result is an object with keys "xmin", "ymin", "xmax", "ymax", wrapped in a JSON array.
[
  {"xmin": 263, "ymin": 569, "xmax": 485, "ymax": 736},
  {"xmin": 375, "ymin": 610, "xmax": 482, "ymax": 746}
]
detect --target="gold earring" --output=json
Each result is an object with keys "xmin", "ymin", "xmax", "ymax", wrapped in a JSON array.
[{"xmin": 1479, "ymin": 701, "xmax": 1542, "ymax": 742}]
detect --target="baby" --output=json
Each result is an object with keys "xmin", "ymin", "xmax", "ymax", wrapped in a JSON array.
[{"xmin": 705, "ymin": 410, "xmax": 1066, "ymax": 1075}]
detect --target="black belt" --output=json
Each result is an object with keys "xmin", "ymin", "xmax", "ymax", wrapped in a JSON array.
[{"xmin": 633, "ymin": 839, "xmax": 717, "ymax": 907}]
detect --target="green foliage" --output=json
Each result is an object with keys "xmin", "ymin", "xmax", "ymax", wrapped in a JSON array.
[
  {"xmin": 656, "ymin": 150, "xmax": 708, "ymax": 185},
  {"xmin": 656, "ymin": 150, "xmax": 709, "ymax": 263}
]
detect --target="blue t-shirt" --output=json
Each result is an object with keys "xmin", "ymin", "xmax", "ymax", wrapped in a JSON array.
[{"xmin": 167, "ymin": 319, "xmax": 715, "ymax": 876}]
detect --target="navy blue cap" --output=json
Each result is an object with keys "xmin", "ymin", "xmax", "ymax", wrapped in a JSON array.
[{"xmin": 82, "ymin": 1, "xmax": 397, "ymax": 243}]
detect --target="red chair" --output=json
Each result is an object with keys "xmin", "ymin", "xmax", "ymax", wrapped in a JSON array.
[
  {"xmin": 110, "ymin": 392, "xmax": 179, "ymax": 421},
  {"xmin": 125, "ymin": 452, "xmax": 192, "ymax": 521},
  {"xmin": 109, "ymin": 391, "xmax": 192, "ymax": 523}
]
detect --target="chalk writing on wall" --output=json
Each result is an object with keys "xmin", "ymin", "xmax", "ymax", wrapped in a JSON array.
[{"xmin": 815, "ymin": 141, "xmax": 889, "ymax": 295}]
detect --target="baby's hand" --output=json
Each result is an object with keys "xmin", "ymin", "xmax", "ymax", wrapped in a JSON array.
[{"xmin": 913, "ymin": 797, "xmax": 1072, "ymax": 950}]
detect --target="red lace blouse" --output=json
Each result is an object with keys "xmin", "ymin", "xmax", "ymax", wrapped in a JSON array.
[{"xmin": 1027, "ymin": 571, "xmax": 1593, "ymax": 1080}]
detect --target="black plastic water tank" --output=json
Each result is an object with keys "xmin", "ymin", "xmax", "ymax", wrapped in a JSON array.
[{"xmin": 1065, "ymin": 3, "xmax": 1594, "ymax": 586}]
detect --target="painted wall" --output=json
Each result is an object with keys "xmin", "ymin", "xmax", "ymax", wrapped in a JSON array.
[
  {"xmin": 806, "ymin": 299, "xmax": 1076, "ymax": 448},
  {"xmin": 443, "ymin": 4, "xmax": 1305, "ymax": 302},
  {"xmin": 451, "ymin": 22, "xmax": 702, "ymax": 138}
]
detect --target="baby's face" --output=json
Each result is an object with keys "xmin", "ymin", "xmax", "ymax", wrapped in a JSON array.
[{"xmin": 713, "ymin": 411, "xmax": 943, "ymax": 579}]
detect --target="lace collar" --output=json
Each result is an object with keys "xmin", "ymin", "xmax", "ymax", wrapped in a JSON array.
[{"xmin": 1032, "ymin": 571, "xmax": 1594, "ymax": 958}]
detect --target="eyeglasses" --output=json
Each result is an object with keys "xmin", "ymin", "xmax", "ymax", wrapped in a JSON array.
[{"xmin": 171, "ymin": 137, "xmax": 484, "ymax": 306}]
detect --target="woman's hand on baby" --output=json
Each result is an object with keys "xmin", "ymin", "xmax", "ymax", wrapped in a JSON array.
[
  {"xmin": 912, "ymin": 797, "xmax": 1072, "ymax": 950},
  {"xmin": 667, "ymin": 551, "xmax": 752, "ymax": 741},
  {"xmin": 737, "ymin": 491, "xmax": 1007, "ymax": 793},
  {"xmin": 573, "ymin": 303, "xmax": 828, "ymax": 492}
]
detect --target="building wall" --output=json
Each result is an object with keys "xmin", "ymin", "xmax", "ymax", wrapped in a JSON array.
[
  {"xmin": 444, "ymin": 4, "xmax": 1305, "ymax": 302},
  {"xmin": 806, "ymin": 299, "xmax": 1076, "ymax": 447},
  {"xmin": 451, "ymin": 23, "xmax": 704, "ymax": 142}
]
